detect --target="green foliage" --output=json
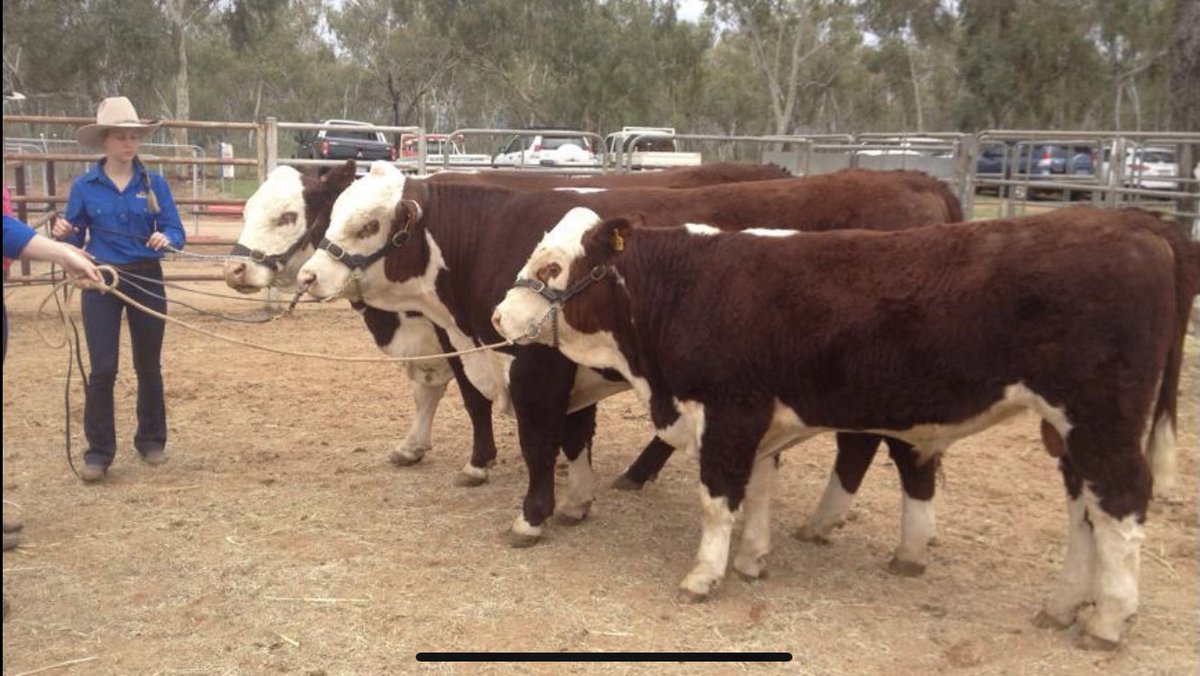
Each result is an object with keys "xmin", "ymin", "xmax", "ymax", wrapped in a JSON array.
[{"xmin": 1, "ymin": 0, "xmax": 1183, "ymax": 136}]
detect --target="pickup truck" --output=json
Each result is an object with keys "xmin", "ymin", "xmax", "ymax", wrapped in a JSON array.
[
  {"xmin": 400, "ymin": 133, "xmax": 491, "ymax": 169},
  {"xmin": 295, "ymin": 120, "xmax": 396, "ymax": 170},
  {"xmin": 605, "ymin": 127, "xmax": 701, "ymax": 169}
]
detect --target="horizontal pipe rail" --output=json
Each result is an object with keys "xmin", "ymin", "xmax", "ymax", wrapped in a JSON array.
[
  {"xmin": 1, "ymin": 115, "xmax": 259, "ymax": 131},
  {"xmin": 3, "ymin": 152, "xmax": 256, "ymax": 166},
  {"xmin": 10, "ymin": 195, "xmax": 246, "ymax": 207}
]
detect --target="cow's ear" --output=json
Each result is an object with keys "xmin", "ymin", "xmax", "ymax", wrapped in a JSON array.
[
  {"xmin": 393, "ymin": 198, "xmax": 423, "ymax": 233},
  {"xmin": 591, "ymin": 214, "xmax": 641, "ymax": 259}
]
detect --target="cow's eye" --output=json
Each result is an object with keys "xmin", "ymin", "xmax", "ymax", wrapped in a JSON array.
[
  {"xmin": 357, "ymin": 219, "xmax": 380, "ymax": 239},
  {"xmin": 277, "ymin": 211, "xmax": 298, "ymax": 226},
  {"xmin": 536, "ymin": 262, "xmax": 562, "ymax": 283}
]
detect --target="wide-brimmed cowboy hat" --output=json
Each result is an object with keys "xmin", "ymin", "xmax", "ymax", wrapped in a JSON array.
[{"xmin": 75, "ymin": 96, "xmax": 161, "ymax": 149}]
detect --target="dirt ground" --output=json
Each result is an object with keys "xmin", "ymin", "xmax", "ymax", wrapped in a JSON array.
[{"xmin": 2, "ymin": 262, "xmax": 1198, "ymax": 676}]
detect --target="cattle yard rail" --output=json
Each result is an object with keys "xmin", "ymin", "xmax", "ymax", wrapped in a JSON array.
[{"xmin": 4, "ymin": 113, "xmax": 1198, "ymax": 282}]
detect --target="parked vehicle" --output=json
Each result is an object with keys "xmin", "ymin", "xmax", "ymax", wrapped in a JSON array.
[
  {"xmin": 399, "ymin": 133, "xmax": 491, "ymax": 168},
  {"xmin": 605, "ymin": 127, "xmax": 701, "ymax": 169},
  {"xmin": 1008, "ymin": 142, "xmax": 1097, "ymax": 199},
  {"xmin": 492, "ymin": 130, "xmax": 600, "ymax": 168},
  {"xmin": 1100, "ymin": 146, "xmax": 1179, "ymax": 190},
  {"xmin": 295, "ymin": 120, "xmax": 395, "ymax": 174}
]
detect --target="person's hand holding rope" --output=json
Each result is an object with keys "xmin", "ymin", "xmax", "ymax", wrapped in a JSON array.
[
  {"xmin": 49, "ymin": 215, "xmax": 77, "ymax": 240},
  {"xmin": 145, "ymin": 232, "xmax": 170, "ymax": 251}
]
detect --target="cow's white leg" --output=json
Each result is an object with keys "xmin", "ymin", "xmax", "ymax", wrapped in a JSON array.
[
  {"xmin": 557, "ymin": 450, "xmax": 595, "ymax": 523},
  {"xmin": 889, "ymin": 495, "xmax": 936, "ymax": 577},
  {"xmin": 680, "ymin": 486, "xmax": 736, "ymax": 599},
  {"xmin": 733, "ymin": 456, "xmax": 778, "ymax": 580},
  {"xmin": 796, "ymin": 471, "xmax": 855, "ymax": 543},
  {"xmin": 1038, "ymin": 490, "xmax": 1095, "ymax": 629},
  {"xmin": 795, "ymin": 433, "xmax": 880, "ymax": 544},
  {"xmin": 1080, "ymin": 487, "xmax": 1143, "ymax": 646},
  {"xmin": 389, "ymin": 362, "xmax": 450, "ymax": 466}
]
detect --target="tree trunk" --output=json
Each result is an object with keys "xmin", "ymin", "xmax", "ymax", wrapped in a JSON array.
[
  {"xmin": 906, "ymin": 41, "xmax": 924, "ymax": 132},
  {"xmin": 164, "ymin": 0, "xmax": 190, "ymax": 178},
  {"xmin": 1169, "ymin": 0, "xmax": 1200, "ymax": 235}
]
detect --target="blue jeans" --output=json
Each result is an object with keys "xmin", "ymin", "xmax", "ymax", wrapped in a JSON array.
[{"xmin": 80, "ymin": 262, "xmax": 168, "ymax": 467}]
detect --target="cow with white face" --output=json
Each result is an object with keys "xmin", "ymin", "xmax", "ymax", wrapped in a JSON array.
[
  {"xmin": 224, "ymin": 165, "xmax": 342, "ymax": 293},
  {"xmin": 225, "ymin": 160, "xmax": 499, "ymax": 486},
  {"xmin": 492, "ymin": 206, "xmax": 1198, "ymax": 648}
]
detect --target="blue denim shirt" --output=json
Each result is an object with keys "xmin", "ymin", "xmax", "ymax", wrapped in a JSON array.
[
  {"xmin": 64, "ymin": 158, "xmax": 185, "ymax": 264},
  {"xmin": 2, "ymin": 214, "xmax": 37, "ymax": 259}
]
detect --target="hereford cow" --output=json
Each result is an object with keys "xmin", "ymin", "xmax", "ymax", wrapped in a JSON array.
[
  {"xmin": 223, "ymin": 160, "xmax": 800, "ymax": 485},
  {"xmin": 295, "ymin": 161, "xmax": 971, "ymax": 576},
  {"xmin": 491, "ymin": 206, "xmax": 1198, "ymax": 647}
]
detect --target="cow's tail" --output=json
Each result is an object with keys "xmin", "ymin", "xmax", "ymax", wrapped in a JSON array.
[{"xmin": 1147, "ymin": 236, "xmax": 1200, "ymax": 493}]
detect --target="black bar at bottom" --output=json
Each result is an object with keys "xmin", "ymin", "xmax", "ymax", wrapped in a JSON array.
[{"xmin": 416, "ymin": 652, "xmax": 792, "ymax": 663}]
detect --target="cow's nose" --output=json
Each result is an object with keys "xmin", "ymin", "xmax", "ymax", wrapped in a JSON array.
[
  {"xmin": 224, "ymin": 261, "xmax": 246, "ymax": 283},
  {"xmin": 491, "ymin": 310, "xmax": 503, "ymax": 333},
  {"xmin": 297, "ymin": 270, "xmax": 316, "ymax": 290}
]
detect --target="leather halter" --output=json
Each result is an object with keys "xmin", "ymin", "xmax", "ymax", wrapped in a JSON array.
[
  {"xmin": 512, "ymin": 265, "xmax": 608, "ymax": 305},
  {"xmin": 510, "ymin": 265, "xmax": 608, "ymax": 346},
  {"xmin": 316, "ymin": 200, "xmax": 423, "ymax": 272},
  {"xmin": 230, "ymin": 202, "xmax": 333, "ymax": 274},
  {"xmin": 230, "ymin": 224, "xmax": 318, "ymax": 272}
]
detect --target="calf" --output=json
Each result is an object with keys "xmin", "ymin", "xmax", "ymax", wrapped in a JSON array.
[
  {"xmin": 491, "ymin": 206, "xmax": 1198, "ymax": 647},
  {"xmin": 296, "ymin": 162, "xmax": 971, "ymax": 575}
]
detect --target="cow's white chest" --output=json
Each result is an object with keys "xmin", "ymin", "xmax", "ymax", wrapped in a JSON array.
[
  {"xmin": 560, "ymin": 328, "xmax": 650, "ymax": 402},
  {"xmin": 380, "ymin": 315, "xmax": 441, "ymax": 358},
  {"xmin": 567, "ymin": 368, "xmax": 631, "ymax": 414}
]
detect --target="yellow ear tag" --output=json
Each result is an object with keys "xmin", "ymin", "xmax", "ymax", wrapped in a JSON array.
[{"xmin": 612, "ymin": 231, "xmax": 624, "ymax": 252}]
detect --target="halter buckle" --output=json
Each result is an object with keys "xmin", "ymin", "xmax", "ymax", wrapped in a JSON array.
[
  {"xmin": 325, "ymin": 241, "xmax": 346, "ymax": 261},
  {"xmin": 249, "ymin": 249, "xmax": 267, "ymax": 263}
]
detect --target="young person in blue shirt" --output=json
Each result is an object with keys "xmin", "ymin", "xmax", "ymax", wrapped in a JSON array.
[{"xmin": 50, "ymin": 96, "xmax": 186, "ymax": 483}]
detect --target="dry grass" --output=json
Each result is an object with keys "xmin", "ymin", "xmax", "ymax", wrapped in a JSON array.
[{"xmin": 1, "ymin": 279, "xmax": 1197, "ymax": 675}]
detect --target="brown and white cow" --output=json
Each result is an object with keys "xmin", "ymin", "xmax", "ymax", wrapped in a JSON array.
[
  {"xmin": 295, "ymin": 161, "xmax": 971, "ymax": 575},
  {"xmin": 491, "ymin": 205, "xmax": 1198, "ymax": 647},
  {"xmin": 223, "ymin": 160, "xmax": 801, "ymax": 485}
]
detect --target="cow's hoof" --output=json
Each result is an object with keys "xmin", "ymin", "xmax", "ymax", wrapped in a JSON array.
[
  {"xmin": 555, "ymin": 504, "xmax": 591, "ymax": 526},
  {"xmin": 610, "ymin": 475, "xmax": 645, "ymax": 491},
  {"xmin": 506, "ymin": 531, "xmax": 542, "ymax": 548},
  {"xmin": 887, "ymin": 556, "xmax": 926, "ymax": 577},
  {"xmin": 732, "ymin": 566, "xmax": 768, "ymax": 582},
  {"xmin": 453, "ymin": 467, "xmax": 488, "ymax": 487},
  {"xmin": 389, "ymin": 447, "xmax": 428, "ymax": 467},
  {"xmin": 507, "ymin": 515, "xmax": 543, "ymax": 548},
  {"xmin": 677, "ymin": 588, "xmax": 710, "ymax": 604},
  {"xmin": 1078, "ymin": 612, "xmax": 1132, "ymax": 651},
  {"xmin": 1033, "ymin": 609, "xmax": 1075, "ymax": 630},
  {"xmin": 1075, "ymin": 633, "xmax": 1120, "ymax": 652},
  {"xmin": 793, "ymin": 526, "xmax": 833, "ymax": 545}
]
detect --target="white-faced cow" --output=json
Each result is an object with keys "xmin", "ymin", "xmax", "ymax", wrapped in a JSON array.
[
  {"xmin": 295, "ymin": 161, "xmax": 976, "ymax": 577},
  {"xmin": 491, "ymin": 205, "xmax": 1198, "ymax": 647},
  {"xmin": 224, "ymin": 160, "xmax": 802, "ymax": 485}
]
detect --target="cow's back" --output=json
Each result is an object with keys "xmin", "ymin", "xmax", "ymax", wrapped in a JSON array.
[
  {"xmin": 426, "ymin": 162, "xmax": 790, "ymax": 191},
  {"xmin": 574, "ymin": 170, "xmax": 961, "ymax": 233}
]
